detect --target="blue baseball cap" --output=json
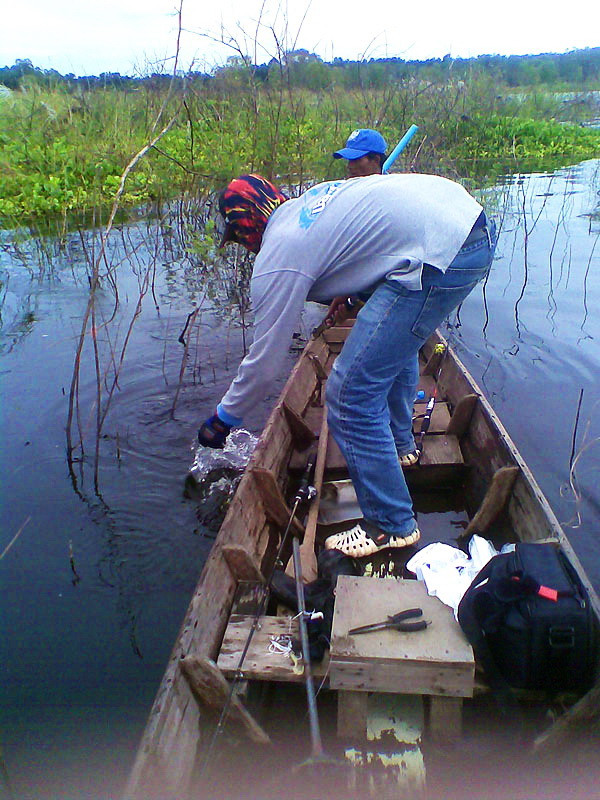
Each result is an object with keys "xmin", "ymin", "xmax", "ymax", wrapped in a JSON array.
[{"xmin": 333, "ymin": 129, "xmax": 387, "ymax": 160}]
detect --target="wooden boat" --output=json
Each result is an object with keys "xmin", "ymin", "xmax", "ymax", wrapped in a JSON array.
[{"xmin": 124, "ymin": 322, "xmax": 600, "ymax": 800}]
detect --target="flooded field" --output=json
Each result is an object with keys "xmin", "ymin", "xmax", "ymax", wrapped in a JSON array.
[{"xmin": 1, "ymin": 158, "xmax": 599, "ymax": 799}]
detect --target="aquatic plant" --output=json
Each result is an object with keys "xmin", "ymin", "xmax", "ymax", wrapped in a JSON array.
[{"xmin": 1, "ymin": 75, "xmax": 599, "ymax": 225}]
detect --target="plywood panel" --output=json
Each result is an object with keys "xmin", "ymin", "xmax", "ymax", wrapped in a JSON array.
[{"xmin": 330, "ymin": 577, "xmax": 474, "ymax": 698}]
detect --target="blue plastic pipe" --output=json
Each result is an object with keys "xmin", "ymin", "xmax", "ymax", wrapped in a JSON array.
[{"xmin": 382, "ymin": 124, "xmax": 419, "ymax": 174}]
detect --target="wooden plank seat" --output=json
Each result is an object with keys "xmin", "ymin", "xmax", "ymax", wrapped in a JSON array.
[
  {"xmin": 412, "ymin": 399, "xmax": 452, "ymax": 433},
  {"xmin": 217, "ymin": 614, "xmax": 329, "ymax": 684},
  {"xmin": 324, "ymin": 430, "xmax": 466, "ymax": 487},
  {"xmin": 288, "ymin": 397, "xmax": 464, "ymax": 488},
  {"xmin": 295, "ymin": 395, "xmax": 452, "ymax": 437},
  {"xmin": 330, "ymin": 575, "xmax": 475, "ymax": 742}
]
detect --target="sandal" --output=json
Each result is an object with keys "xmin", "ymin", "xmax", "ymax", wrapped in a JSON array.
[
  {"xmin": 399, "ymin": 449, "xmax": 420, "ymax": 468},
  {"xmin": 324, "ymin": 522, "xmax": 420, "ymax": 557}
]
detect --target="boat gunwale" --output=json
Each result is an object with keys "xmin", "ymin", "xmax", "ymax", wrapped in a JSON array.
[
  {"xmin": 424, "ymin": 332, "xmax": 600, "ymax": 619},
  {"xmin": 125, "ymin": 328, "xmax": 600, "ymax": 798},
  {"xmin": 124, "ymin": 334, "xmax": 325, "ymax": 799}
]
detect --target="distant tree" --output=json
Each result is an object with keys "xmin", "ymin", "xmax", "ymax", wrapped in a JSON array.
[
  {"xmin": 1, "ymin": 47, "xmax": 599, "ymax": 93},
  {"xmin": 0, "ymin": 59, "xmax": 38, "ymax": 89}
]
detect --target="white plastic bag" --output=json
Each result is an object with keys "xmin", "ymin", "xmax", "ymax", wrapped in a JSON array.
[{"xmin": 406, "ymin": 535, "xmax": 515, "ymax": 617}]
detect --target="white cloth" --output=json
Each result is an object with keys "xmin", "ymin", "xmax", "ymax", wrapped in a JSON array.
[{"xmin": 405, "ymin": 535, "xmax": 515, "ymax": 617}]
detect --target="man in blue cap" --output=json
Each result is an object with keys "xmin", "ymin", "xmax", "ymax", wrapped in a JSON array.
[{"xmin": 333, "ymin": 128, "xmax": 387, "ymax": 178}]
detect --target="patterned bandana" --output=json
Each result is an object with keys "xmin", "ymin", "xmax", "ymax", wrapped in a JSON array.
[{"xmin": 218, "ymin": 174, "xmax": 288, "ymax": 253}]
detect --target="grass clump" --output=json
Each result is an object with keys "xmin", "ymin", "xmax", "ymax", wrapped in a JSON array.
[{"xmin": 0, "ymin": 72, "xmax": 599, "ymax": 226}]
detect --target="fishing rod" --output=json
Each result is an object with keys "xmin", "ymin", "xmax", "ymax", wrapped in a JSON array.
[
  {"xmin": 382, "ymin": 124, "xmax": 419, "ymax": 174},
  {"xmin": 198, "ymin": 454, "xmax": 317, "ymax": 779},
  {"xmin": 416, "ymin": 342, "xmax": 448, "ymax": 460},
  {"xmin": 291, "ymin": 533, "xmax": 325, "ymax": 760}
]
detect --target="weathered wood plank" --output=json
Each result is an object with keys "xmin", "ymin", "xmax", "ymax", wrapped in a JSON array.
[
  {"xmin": 285, "ymin": 410, "xmax": 329, "ymax": 583},
  {"xmin": 230, "ymin": 581, "xmax": 266, "ymax": 615},
  {"xmin": 180, "ymin": 656, "xmax": 271, "ymax": 744},
  {"xmin": 325, "ymin": 431, "xmax": 465, "ymax": 478},
  {"xmin": 429, "ymin": 696, "xmax": 463, "ymax": 742},
  {"xmin": 416, "ymin": 375, "xmax": 436, "ymax": 397},
  {"xmin": 289, "ymin": 400, "xmax": 450, "ymax": 473},
  {"xmin": 217, "ymin": 615, "xmax": 329, "ymax": 683},
  {"xmin": 279, "ymin": 337, "xmax": 328, "ymax": 417},
  {"xmin": 330, "ymin": 660, "xmax": 472, "ymax": 697},
  {"xmin": 322, "ymin": 327, "xmax": 353, "ymax": 344},
  {"xmin": 412, "ymin": 400, "xmax": 452, "ymax": 434},
  {"xmin": 463, "ymin": 466, "xmax": 520, "ymax": 537},
  {"xmin": 330, "ymin": 577, "xmax": 474, "ymax": 698},
  {"xmin": 222, "ymin": 545, "xmax": 265, "ymax": 583},
  {"xmin": 307, "ymin": 350, "xmax": 329, "ymax": 381},
  {"xmin": 446, "ymin": 393, "xmax": 479, "ymax": 438},
  {"xmin": 422, "ymin": 346, "xmax": 446, "ymax": 377},
  {"xmin": 282, "ymin": 402, "xmax": 316, "ymax": 450},
  {"xmin": 337, "ymin": 690, "xmax": 369, "ymax": 739},
  {"xmin": 534, "ymin": 683, "xmax": 600, "ymax": 751},
  {"xmin": 249, "ymin": 467, "xmax": 304, "ymax": 538}
]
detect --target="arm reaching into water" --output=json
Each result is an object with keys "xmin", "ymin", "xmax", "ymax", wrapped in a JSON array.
[{"xmin": 216, "ymin": 269, "xmax": 314, "ymax": 425}]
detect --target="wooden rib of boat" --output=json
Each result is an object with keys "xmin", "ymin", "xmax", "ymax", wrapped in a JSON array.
[{"xmin": 124, "ymin": 323, "xmax": 600, "ymax": 800}]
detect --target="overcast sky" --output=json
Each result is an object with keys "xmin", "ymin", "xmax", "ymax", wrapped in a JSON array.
[{"xmin": 4, "ymin": 0, "xmax": 599, "ymax": 76}]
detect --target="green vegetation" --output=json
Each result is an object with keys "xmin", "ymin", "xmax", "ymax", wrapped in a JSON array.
[{"xmin": 1, "ymin": 50, "xmax": 599, "ymax": 226}]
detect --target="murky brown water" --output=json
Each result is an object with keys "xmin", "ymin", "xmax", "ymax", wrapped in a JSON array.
[{"xmin": 1, "ymin": 158, "xmax": 599, "ymax": 799}]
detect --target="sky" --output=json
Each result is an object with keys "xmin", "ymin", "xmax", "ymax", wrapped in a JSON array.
[{"xmin": 4, "ymin": 0, "xmax": 599, "ymax": 77}]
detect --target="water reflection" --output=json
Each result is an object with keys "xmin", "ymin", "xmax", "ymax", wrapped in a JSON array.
[
  {"xmin": 448, "ymin": 158, "xmax": 600, "ymax": 588},
  {"xmin": 1, "ymin": 159, "xmax": 600, "ymax": 799}
]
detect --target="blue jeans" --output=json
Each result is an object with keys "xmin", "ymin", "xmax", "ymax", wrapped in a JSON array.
[{"xmin": 326, "ymin": 222, "xmax": 497, "ymax": 536}]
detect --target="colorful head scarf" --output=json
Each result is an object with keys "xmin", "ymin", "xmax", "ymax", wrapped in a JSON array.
[{"xmin": 218, "ymin": 174, "xmax": 288, "ymax": 253}]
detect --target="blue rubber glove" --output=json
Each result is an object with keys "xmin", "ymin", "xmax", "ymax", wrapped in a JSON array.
[{"xmin": 198, "ymin": 412, "xmax": 232, "ymax": 449}]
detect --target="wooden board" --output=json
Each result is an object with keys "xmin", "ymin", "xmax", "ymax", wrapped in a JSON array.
[
  {"xmin": 330, "ymin": 576, "xmax": 474, "ymax": 698},
  {"xmin": 217, "ymin": 614, "xmax": 329, "ymax": 683},
  {"xmin": 290, "ymin": 411, "xmax": 461, "ymax": 478},
  {"xmin": 412, "ymin": 400, "xmax": 451, "ymax": 434},
  {"xmin": 325, "ymin": 432, "xmax": 466, "ymax": 488}
]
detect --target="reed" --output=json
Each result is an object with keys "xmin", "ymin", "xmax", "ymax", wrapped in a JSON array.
[{"xmin": 1, "ymin": 73, "xmax": 599, "ymax": 225}]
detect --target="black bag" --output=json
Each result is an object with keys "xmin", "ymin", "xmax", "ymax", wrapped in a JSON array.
[{"xmin": 458, "ymin": 542, "xmax": 598, "ymax": 695}]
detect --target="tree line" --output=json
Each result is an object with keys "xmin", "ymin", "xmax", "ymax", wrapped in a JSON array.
[{"xmin": 2, "ymin": 47, "xmax": 600, "ymax": 93}]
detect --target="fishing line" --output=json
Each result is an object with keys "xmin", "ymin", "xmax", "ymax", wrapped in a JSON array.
[{"xmin": 568, "ymin": 387, "xmax": 584, "ymax": 473}]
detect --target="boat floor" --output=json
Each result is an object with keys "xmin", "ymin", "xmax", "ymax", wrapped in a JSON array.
[
  {"xmin": 217, "ymin": 502, "xmax": 472, "ymax": 686},
  {"xmin": 186, "ymin": 330, "xmax": 599, "ymax": 798},
  {"xmin": 195, "ymin": 682, "xmax": 600, "ymax": 800}
]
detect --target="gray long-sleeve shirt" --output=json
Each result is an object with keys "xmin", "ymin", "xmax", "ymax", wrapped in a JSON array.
[{"xmin": 217, "ymin": 173, "xmax": 482, "ymax": 424}]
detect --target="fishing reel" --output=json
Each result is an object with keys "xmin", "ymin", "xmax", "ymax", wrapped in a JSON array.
[
  {"xmin": 293, "ymin": 454, "xmax": 318, "ymax": 506},
  {"xmin": 295, "ymin": 482, "xmax": 318, "ymax": 505}
]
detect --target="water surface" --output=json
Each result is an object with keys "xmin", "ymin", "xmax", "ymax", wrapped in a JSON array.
[{"xmin": 1, "ymin": 159, "xmax": 599, "ymax": 798}]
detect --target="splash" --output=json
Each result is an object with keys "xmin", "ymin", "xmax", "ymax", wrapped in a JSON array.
[
  {"xmin": 185, "ymin": 429, "xmax": 259, "ymax": 531},
  {"xmin": 188, "ymin": 428, "xmax": 259, "ymax": 484}
]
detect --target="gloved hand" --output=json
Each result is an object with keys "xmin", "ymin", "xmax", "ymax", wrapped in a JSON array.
[{"xmin": 198, "ymin": 412, "xmax": 232, "ymax": 449}]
